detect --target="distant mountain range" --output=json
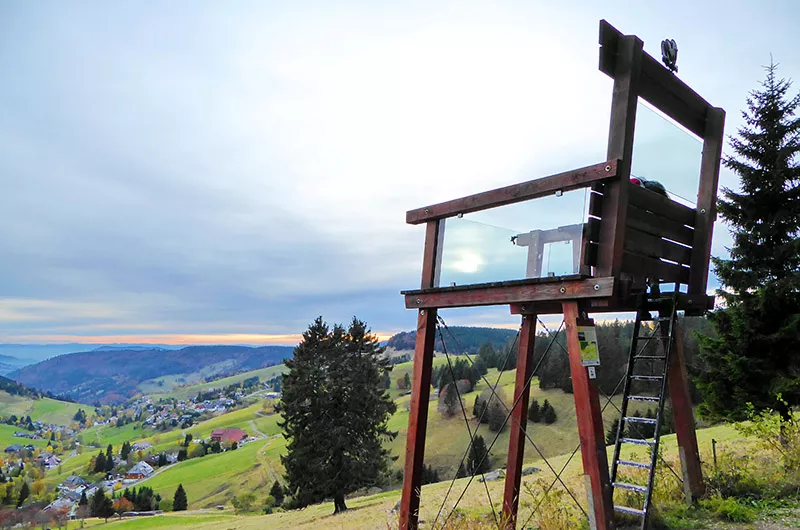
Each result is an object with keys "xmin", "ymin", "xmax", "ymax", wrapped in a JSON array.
[
  {"xmin": 9, "ymin": 345, "xmax": 294, "ymax": 405},
  {"xmin": 387, "ymin": 326, "xmax": 517, "ymax": 354}
]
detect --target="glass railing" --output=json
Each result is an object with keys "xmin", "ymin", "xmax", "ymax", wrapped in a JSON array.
[
  {"xmin": 631, "ymin": 101, "xmax": 703, "ymax": 206},
  {"xmin": 435, "ymin": 189, "xmax": 589, "ymax": 287}
]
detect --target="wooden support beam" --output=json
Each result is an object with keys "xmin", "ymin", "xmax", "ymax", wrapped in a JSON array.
[
  {"xmin": 404, "ymin": 277, "xmax": 614, "ymax": 309},
  {"xmin": 666, "ymin": 320, "xmax": 705, "ymax": 502},
  {"xmin": 502, "ymin": 315, "xmax": 537, "ymax": 529},
  {"xmin": 689, "ymin": 107, "xmax": 726, "ymax": 296},
  {"xmin": 400, "ymin": 220, "xmax": 442, "ymax": 530},
  {"xmin": 563, "ymin": 302, "xmax": 614, "ymax": 530},
  {"xmin": 599, "ymin": 19, "xmax": 712, "ymax": 138},
  {"xmin": 595, "ymin": 34, "xmax": 642, "ymax": 279},
  {"xmin": 406, "ymin": 160, "xmax": 618, "ymax": 224}
]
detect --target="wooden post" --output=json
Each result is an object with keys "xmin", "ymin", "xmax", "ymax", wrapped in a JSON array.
[
  {"xmin": 689, "ymin": 107, "xmax": 726, "ymax": 297},
  {"xmin": 563, "ymin": 301, "xmax": 614, "ymax": 530},
  {"xmin": 666, "ymin": 320, "xmax": 705, "ymax": 502},
  {"xmin": 594, "ymin": 34, "xmax": 643, "ymax": 279},
  {"xmin": 400, "ymin": 220, "xmax": 442, "ymax": 530},
  {"xmin": 502, "ymin": 314, "xmax": 537, "ymax": 528}
]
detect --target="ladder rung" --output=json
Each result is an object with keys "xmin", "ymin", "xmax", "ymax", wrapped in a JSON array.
[
  {"xmin": 629, "ymin": 395, "xmax": 660, "ymax": 402},
  {"xmin": 634, "ymin": 336, "xmax": 658, "ymax": 341},
  {"xmin": 630, "ymin": 375, "xmax": 663, "ymax": 381},
  {"xmin": 613, "ymin": 481, "xmax": 648, "ymax": 494},
  {"xmin": 633, "ymin": 355, "xmax": 667, "ymax": 361},
  {"xmin": 618, "ymin": 459, "xmax": 651, "ymax": 469},
  {"xmin": 621, "ymin": 437, "xmax": 655, "ymax": 446},
  {"xmin": 624, "ymin": 416, "xmax": 657, "ymax": 425},
  {"xmin": 614, "ymin": 505, "xmax": 646, "ymax": 517}
]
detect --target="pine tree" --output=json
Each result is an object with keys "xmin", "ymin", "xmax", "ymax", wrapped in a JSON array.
[
  {"xmin": 467, "ymin": 434, "xmax": 491, "ymax": 475},
  {"xmin": 280, "ymin": 317, "xmax": 397, "ymax": 514},
  {"xmin": 16, "ymin": 481, "xmax": 29, "ymax": 508},
  {"xmin": 542, "ymin": 402, "xmax": 557, "ymax": 424},
  {"xmin": 699, "ymin": 63, "xmax": 800, "ymax": 422},
  {"xmin": 78, "ymin": 489, "xmax": 88, "ymax": 507},
  {"xmin": 94, "ymin": 451, "xmax": 106, "ymax": 474},
  {"xmin": 527, "ymin": 399, "xmax": 541, "ymax": 423},
  {"xmin": 105, "ymin": 444, "xmax": 114, "ymax": 472},
  {"xmin": 120, "ymin": 441, "xmax": 130, "ymax": 460},
  {"xmin": 157, "ymin": 453, "xmax": 167, "ymax": 467},
  {"xmin": 606, "ymin": 417, "xmax": 623, "ymax": 445},
  {"xmin": 269, "ymin": 480, "xmax": 284, "ymax": 507},
  {"xmin": 172, "ymin": 484, "xmax": 188, "ymax": 511}
]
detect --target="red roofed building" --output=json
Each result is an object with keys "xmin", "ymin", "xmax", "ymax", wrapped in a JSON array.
[{"xmin": 210, "ymin": 428, "xmax": 247, "ymax": 445}]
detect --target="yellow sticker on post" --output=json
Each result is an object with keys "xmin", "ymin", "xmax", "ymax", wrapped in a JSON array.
[{"xmin": 576, "ymin": 321, "xmax": 600, "ymax": 367}]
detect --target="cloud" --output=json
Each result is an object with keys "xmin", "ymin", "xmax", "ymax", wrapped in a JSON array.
[{"xmin": 1, "ymin": 1, "xmax": 797, "ymax": 342}]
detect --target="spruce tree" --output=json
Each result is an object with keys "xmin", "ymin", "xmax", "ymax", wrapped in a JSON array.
[
  {"xmin": 79, "ymin": 490, "xmax": 88, "ymax": 507},
  {"xmin": 105, "ymin": 444, "xmax": 114, "ymax": 472},
  {"xmin": 269, "ymin": 480, "xmax": 284, "ymax": 507},
  {"xmin": 172, "ymin": 484, "xmax": 188, "ymax": 511},
  {"xmin": 699, "ymin": 63, "xmax": 800, "ymax": 422},
  {"xmin": 280, "ymin": 317, "xmax": 397, "ymax": 514},
  {"xmin": 120, "ymin": 441, "xmax": 130, "ymax": 460},
  {"xmin": 467, "ymin": 434, "xmax": 491, "ymax": 475},
  {"xmin": 527, "ymin": 399, "xmax": 541, "ymax": 423},
  {"xmin": 94, "ymin": 451, "xmax": 106, "ymax": 474},
  {"xmin": 16, "ymin": 481, "xmax": 29, "ymax": 508},
  {"xmin": 542, "ymin": 401, "xmax": 557, "ymax": 424}
]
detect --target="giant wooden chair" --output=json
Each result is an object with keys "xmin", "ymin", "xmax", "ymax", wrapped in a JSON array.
[{"xmin": 399, "ymin": 20, "xmax": 724, "ymax": 530}]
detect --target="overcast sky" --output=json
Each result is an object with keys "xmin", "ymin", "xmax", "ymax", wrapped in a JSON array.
[{"xmin": 1, "ymin": 1, "xmax": 798, "ymax": 345}]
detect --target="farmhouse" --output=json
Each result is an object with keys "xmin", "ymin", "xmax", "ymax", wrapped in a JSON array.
[
  {"xmin": 4, "ymin": 444, "xmax": 21, "ymax": 453},
  {"xmin": 125, "ymin": 461, "xmax": 154, "ymax": 480},
  {"xmin": 210, "ymin": 428, "xmax": 247, "ymax": 445},
  {"xmin": 132, "ymin": 441, "xmax": 152, "ymax": 451}
]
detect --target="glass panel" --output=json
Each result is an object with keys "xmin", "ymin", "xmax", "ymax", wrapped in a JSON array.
[
  {"xmin": 631, "ymin": 101, "xmax": 703, "ymax": 206},
  {"xmin": 436, "ymin": 189, "xmax": 589, "ymax": 287}
]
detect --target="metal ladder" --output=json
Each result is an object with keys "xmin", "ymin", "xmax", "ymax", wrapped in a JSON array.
[{"xmin": 609, "ymin": 288, "xmax": 679, "ymax": 529}]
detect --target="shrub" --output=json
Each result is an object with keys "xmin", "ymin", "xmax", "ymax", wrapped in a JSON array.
[{"xmin": 701, "ymin": 497, "xmax": 756, "ymax": 523}]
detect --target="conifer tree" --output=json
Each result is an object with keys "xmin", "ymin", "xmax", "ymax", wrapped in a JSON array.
[
  {"xmin": 79, "ymin": 490, "xmax": 88, "ymax": 507},
  {"xmin": 699, "ymin": 63, "xmax": 800, "ymax": 422},
  {"xmin": 172, "ymin": 484, "xmax": 188, "ymax": 511},
  {"xmin": 269, "ymin": 480, "xmax": 284, "ymax": 507},
  {"xmin": 105, "ymin": 444, "xmax": 114, "ymax": 472},
  {"xmin": 16, "ymin": 481, "xmax": 29, "ymax": 508},
  {"xmin": 93, "ymin": 451, "xmax": 106, "ymax": 474},
  {"xmin": 280, "ymin": 317, "xmax": 397, "ymax": 513},
  {"xmin": 467, "ymin": 434, "xmax": 491, "ymax": 475},
  {"xmin": 527, "ymin": 399, "xmax": 541, "ymax": 423}
]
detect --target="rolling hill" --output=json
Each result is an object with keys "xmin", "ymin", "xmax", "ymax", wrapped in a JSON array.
[
  {"xmin": 10, "ymin": 345, "xmax": 294, "ymax": 404},
  {"xmin": 387, "ymin": 326, "xmax": 517, "ymax": 354}
]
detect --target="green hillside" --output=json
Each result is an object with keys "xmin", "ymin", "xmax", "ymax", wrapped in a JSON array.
[
  {"xmin": 54, "ymin": 423, "xmax": 751, "ymax": 530},
  {"xmin": 0, "ymin": 390, "xmax": 85, "ymax": 426},
  {"xmin": 146, "ymin": 365, "xmax": 286, "ymax": 401}
]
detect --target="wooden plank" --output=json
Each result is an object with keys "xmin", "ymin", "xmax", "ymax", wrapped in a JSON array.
[
  {"xmin": 627, "ymin": 204, "xmax": 695, "ymax": 246},
  {"xmin": 625, "ymin": 227, "xmax": 693, "ymax": 265},
  {"xmin": 502, "ymin": 315, "xmax": 537, "ymax": 529},
  {"xmin": 595, "ymin": 34, "xmax": 643, "ymax": 278},
  {"xmin": 628, "ymin": 184, "xmax": 696, "ymax": 227},
  {"xmin": 664, "ymin": 320, "xmax": 705, "ymax": 502},
  {"xmin": 399, "ymin": 309, "xmax": 437, "ymax": 530},
  {"xmin": 689, "ymin": 107, "xmax": 726, "ymax": 295},
  {"xmin": 599, "ymin": 19, "xmax": 711, "ymax": 138},
  {"xmin": 404, "ymin": 277, "xmax": 614, "ymax": 309},
  {"xmin": 405, "ymin": 160, "xmax": 618, "ymax": 225},
  {"xmin": 509, "ymin": 293, "xmax": 713, "ymax": 315},
  {"xmin": 400, "ymin": 217, "xmax": 442, "ymax": 530},
  {"xmin": 621, "ymin": 251, "xmax": 690, "ymax": 284},
  {"xmin": 562, "ymin": 303, "xmax": 614, "ymax": 530}
]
